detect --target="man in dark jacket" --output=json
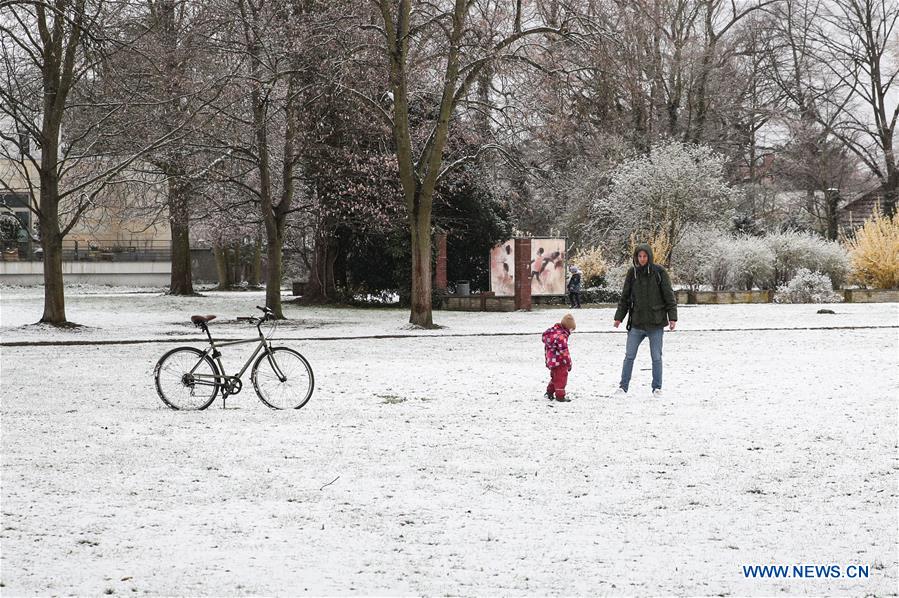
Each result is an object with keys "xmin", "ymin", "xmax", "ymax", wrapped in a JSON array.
[{"xmin": 613, "ymin": 243, "xmax": 677, "ymax": 397}]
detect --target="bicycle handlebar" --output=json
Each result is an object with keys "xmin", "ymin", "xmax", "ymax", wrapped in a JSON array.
[{"xmin": 250, "ymin": 306, "xmax": 276, "ymax": 329}]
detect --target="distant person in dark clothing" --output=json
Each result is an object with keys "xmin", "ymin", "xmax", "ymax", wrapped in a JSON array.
[{"xmin": 567, "ymin": 266, "xmax": 582, "ymax": 308}]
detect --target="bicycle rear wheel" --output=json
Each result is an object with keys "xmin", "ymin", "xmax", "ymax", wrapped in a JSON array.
[
  {"xmin": 154, "ymin": 347, "xmax": 220, "ymax": 410},
  {"xmin": 251, "ymin": 347, "xmax": 314, "ymax": 410}
]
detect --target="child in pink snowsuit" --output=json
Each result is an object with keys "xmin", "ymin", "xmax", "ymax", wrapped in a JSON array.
[{"xmin": 543, "ymin": 313, "xmax": 575, "ymax": 402}]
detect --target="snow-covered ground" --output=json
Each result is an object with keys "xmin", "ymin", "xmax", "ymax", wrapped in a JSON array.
[
  {"xmin": 2, "ymin": 285, "xmax": 897, "ymax": 342},
  {"xmin": 1, "ymin": 286, "xmax": 897, "ymax": 596}
]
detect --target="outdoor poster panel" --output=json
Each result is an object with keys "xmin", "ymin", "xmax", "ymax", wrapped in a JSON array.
[
  {"xmin": 490, "ymin": 238, "xmax": 567, "ymax": 296},
  {"xmin": 489, "ymin": 241, "xmax": 516, "ymax": 296}
]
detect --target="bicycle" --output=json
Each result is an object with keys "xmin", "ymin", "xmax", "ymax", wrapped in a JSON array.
[{"xmin": 153, "ymin": 305, "xmax": 314, "ymax": 410}]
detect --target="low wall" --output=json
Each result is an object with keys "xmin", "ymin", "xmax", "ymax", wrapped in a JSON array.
[
  {"xmin": 676, "ymin": 288, "xmax": 898, "ymax": 304},
  {"xmin": 675, "ymin": 290, "xmax": 773, "ymax": 304},
  {"xmin": 843, "ymin": 288, "xmax": 899, "ymax": 303},
  {"xmin": 0, "ymin": 260, "xmax": 172, "ymax": 286},
  {"xmin": 444, "ymin": 295, "xmax": 516, "ymax": 312},
  {"xmin": 693, "ymin": 290, "xmax": 772, "ymax": 304}
]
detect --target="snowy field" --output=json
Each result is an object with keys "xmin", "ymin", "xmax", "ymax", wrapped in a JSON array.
[{"xmin": 1, "ymin": 286, "xmax": 897, "ymax": 596}]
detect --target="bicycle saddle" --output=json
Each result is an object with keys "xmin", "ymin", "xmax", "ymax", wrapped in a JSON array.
[{"xmin": 190, "ymin": 315, "xmax": 217, "ymax": 324}]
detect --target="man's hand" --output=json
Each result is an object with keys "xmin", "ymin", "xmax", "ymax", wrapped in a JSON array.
[
  {"xmin": 669, "ymin": 321, "xmax": 677, "ymax": 331},
  {"xmin": 614, "ymin": 320, "xmax": 621, "ymax": 328}
]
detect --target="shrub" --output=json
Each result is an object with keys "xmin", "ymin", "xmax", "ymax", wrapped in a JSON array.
[
  {"xmin": 669, "ymin": 226, "xmax": 847, "ymax": 291},
  {"xmin": 845, "ymin": 208, "xmax": 899, "ymax": 289},
  {"xmin": 811, "ymin": 240, "xmax": 851, "ymax": 288},
  {"xmin": 670, "ymin": 226, "xmax": 710, "ymax": 290},
  {"xmin": 773, "ymin": 269, "xmax": 843, "ymax": 303},
  {"xmin": 603, "ymin": 261, "xmax": 632, "ymax": 292},
  {"xmin": 725, "ymin": 236, "xmax": 776, "ymax": 290},
  {"xmin": 765, "ymin": 231, "xmax": 815, "ymax": 285},
  {"xmin": 535, "ymin": 285, "xmax": 621, "ymax": 305},
  {"xmin": 581, "ymin": 286, "xmax": 622, "ymax": 304},
  {"xmin": 702, "ymin": 236, "xmax": 735, "ymax": 291},
  {"xmin": 593, "ymin": 140, "xmax": 736, "ymax": 257},
  {"xmin": 570, "ymin": 245, "xmax": 608, "ymax": 287},
  {"xmin": 764, "ymin": 231, "xmax": 848, "ymax": 288}
]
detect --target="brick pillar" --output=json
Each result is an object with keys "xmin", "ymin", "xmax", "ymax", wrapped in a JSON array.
[
  {"xmin": 514, "ymin": 237, "xmax": 532, "ymax": 311},
  {"xmin": 435, "ymin": 232, "xmax": 448, "ymax": 290}
]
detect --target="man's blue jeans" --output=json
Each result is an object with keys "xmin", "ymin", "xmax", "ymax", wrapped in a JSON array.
[{"xmin": 619, "ymin": 326, "xmax": 664, "ymax": 392}]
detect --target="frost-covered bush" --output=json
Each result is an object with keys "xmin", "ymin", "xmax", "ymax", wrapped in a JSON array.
[
  {"xmin": 765, "ymin": 231, "xmax": 816, "ymax": 285},
  {"xmin": 671, "ymin": 226, "xmax": 727, "ymax": 291},
  {"xmin": 809, "ymin": 240, "xmax": 850, "ymax": 288},
  {"xmin": 588, "ymin": 141, "xmax": 736, "ymax": 255},
  {"xmin": 602, "ymin": 261, "xmax": 632, "ymax": 293},
  {"xmin": 764, "ymin": 232, "xmax": 848, "ymax": 288},
  {"xmin": 725, "ymin": 236, "xmax": 776, "ymax": 290},
  {"xmin": 702, "ymin": 236, "xmax": 736, "ymax": 291},
  {"xmin": 773, "ymin": 268, "xmax": 843, "ymax": 303},
  {"xmin": 670, "ymin": 227, "xmax": 846, "ymax": 291}
]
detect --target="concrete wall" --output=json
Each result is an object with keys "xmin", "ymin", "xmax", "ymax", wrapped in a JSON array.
[
  {"xmin": 0, "ymin": 260, "xmax": 171, "ymax": 286},
  {"xmin": 843, "ymin": 288, "xmax": 899, "ymax": 303},
  {"xmin": 676, "ymin": 288, "xmax": 898, "ymax": 304},
  {"xmin": 675, "ymin": 290, "xmax": 773, "ymax": 304},
  {"xmin": 444, "ymin": 296, "xmax": 516, "ymax": 312},
  {"xmin": 693, "ymin": 290, "xmax": 773, "ymax": 304}
]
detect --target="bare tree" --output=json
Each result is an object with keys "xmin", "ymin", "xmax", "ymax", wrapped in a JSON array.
[
  {"xmin": 689, "ymin": 0, "xmax": 779, "ymax": 143},
  {"xmin": 115, "ymin": 0, "xmax": 230, "ymax": 295},
  {"xmin": 358, "ymin": 0, "xmax": 565, "ymax": 327},
  {"xmin": 198, "ymin": 0, "xmax": 329, "ymax": 318},
  {"xmin": 764, "ymin": 0, "xmax": 897, "ymax": 235},
  {"xmin": 814, "ymin": 0, "xmax": 899, "ymax": 215},
  {"xmin": 0, "ymin": 0, "xmax": 198, "ymax": 324}
]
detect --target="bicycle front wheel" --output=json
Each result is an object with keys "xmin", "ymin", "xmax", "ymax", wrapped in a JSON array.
[
  {"xmin": 154, "ymin": 347, "xmax": 220, "ymax": 410},
  {"xmin": 251, "ymin": 347, "xmax": 314, "ymax": 410}
]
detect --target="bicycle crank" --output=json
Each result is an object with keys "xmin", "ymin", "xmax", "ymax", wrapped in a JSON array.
[{"xmin": 224, "ymin": 377, "xmax": 243, "ymax": 396}]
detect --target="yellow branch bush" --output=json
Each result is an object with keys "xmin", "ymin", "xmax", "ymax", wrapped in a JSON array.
[
  {"xmin": 629, "ymin": 229, "xmax": 672, "ymax": 266},
  {"xmin": 844, "ymin": 207, "xmax": 899, "ymax": 289},
  {"xmin": 570, "ymin": 245, "xmax": 608, "ymax": 286}
]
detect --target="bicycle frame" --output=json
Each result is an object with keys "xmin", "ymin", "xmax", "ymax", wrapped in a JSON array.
[{"xmin": 187, "ymin": 319, "xmax": 287, "ymax": 393}]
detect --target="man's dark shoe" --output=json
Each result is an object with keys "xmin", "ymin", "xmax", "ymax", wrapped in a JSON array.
[{"xmin": 556, "ymin": 396, "xmax": 571, "ymax": 402}]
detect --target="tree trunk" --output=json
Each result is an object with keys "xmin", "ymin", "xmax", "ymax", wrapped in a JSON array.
[
  {"xmin": 883, "ymin": 160, "xmax": 898, "ymax": 217},
  {"xmin": 168, "ymin": 176, "xmax": 194, "ymax": 295},
  {"xmin": 304, "ymin": 229, "xmax": 339, "ymax": 303},
  {"xmin": 39, "ymin": 226, "xmax": 66, "ymax": 325},
  {"xmin": 37, "ymin": 129, "xmax": 68, "ymax": 325},
  {"xmin": 213, "ymin": 243, "xmax": 231, "ymax": 290},
  {"xmin": 409, "ymin": 199, "xmax": 433, "ymax": 328},
  {"xmin": 248, "ymin": 237, "xmax": 262, "ymax": 286},
  {"xmin": 824, "ymin": 189, "xmax": 840, "ymax": 240},
  {"xmin": 265, "ymin": 231, "xmax": 283, "ymax": 317},
  {"xmin": 231, "ymin": 246, "xmax": 243, "ymax": 285},
  {"xmin": 690, "ymin": 47, "xmax": 714, "ymax": 143}
]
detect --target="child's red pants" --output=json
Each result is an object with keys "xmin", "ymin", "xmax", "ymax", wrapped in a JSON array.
[{"xmin": 546, "ymin": 366, "xmax": 569, "ymax": 399}]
